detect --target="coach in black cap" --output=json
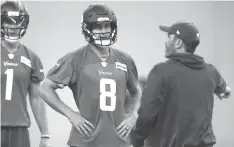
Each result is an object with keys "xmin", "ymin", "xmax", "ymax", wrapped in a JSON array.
[
  {"xmin": 131, "ymin": 22, "xmax": 231, "ymax": 147},
  {"xmin": 159, "ymin": 22, "xmax": 200, "ymax": 56}
]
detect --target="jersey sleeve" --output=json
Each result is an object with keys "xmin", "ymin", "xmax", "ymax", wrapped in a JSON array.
[
  {"xmin": 126, "ymin": 56, "xmax": 139, "ymax": 94},
  {"xmin": 31, "ymin": 55, "xmax": 45, "ymax": 83},
  {"xmin": 46, "ymin": 53, "xmax": 78, "ymax": 87}
]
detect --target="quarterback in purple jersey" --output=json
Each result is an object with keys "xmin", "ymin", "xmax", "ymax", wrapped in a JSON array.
[
  {"xmin": 1, "ymin": 1, "xmax": 50, "ymax": 147},
  {"xmin": 40, "ymin": 4, "xmax": 142, "ymax": 147}
]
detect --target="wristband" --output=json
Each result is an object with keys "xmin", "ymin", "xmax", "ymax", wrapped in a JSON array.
[{"xmin": 41, "ymin": 134, "xmax": 50, "ymax": 138}]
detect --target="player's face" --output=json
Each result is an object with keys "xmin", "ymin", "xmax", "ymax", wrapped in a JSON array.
[
  {"xmin": 2, "ymin": 23, "xmax": 21, "ymax": 42},
  {"xmin": 92, "ymin": 23, "xmax": 111, "ymax": 39},
  {"xmin": 164, "ymin": 34, "xmax": 177, "ymax": 58}
]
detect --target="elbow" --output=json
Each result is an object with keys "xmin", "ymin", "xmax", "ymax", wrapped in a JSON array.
[{"xmin": 130, "ymin": 85, "xmax": 142, "ymax": 98}]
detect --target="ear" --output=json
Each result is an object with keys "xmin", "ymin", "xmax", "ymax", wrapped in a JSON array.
[{"xmin": 174, "ymin": 37, "xmax": 183, "ymax": 49}]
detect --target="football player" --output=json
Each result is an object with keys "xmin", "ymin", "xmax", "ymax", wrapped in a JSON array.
[
  {"xmin": 1, "ymin": 1, "xmax": 50, "ymax": 147},
  {"xmin": 39, "ymin": 4, "xmax": 142, "ymax": 147}
]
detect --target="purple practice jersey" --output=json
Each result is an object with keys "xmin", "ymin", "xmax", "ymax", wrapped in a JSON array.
[
  {"xmin": 46, "ymin": 44, "xmax": 139, "ymax": 147},
  {"xmin": 1, "ymin": 44, "xmax": 44, "ymax": 127}
]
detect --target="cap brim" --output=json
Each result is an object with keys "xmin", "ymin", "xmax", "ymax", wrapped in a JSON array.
[{"xmin": 159, "ymin": 25, "xmax": 170, "ymax": 33}]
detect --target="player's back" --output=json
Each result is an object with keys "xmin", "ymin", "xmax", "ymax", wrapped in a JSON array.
[
  {"xmin": 1, "ymin": 44, "xmax": 43, "ymax": 127},
  {"xmin": 66, "ymin": 45, "xmax": 133, "ymax": 147}
]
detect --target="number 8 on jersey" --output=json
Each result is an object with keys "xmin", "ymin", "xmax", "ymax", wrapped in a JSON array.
[{"xmin": 100, "ymin": 78, "xmax": 117, "ymax": 111}]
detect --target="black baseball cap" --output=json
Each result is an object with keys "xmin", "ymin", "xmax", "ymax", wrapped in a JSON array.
[{"xmin": 159, "ymin": 22, "xmax": 200, "ymax": 49}]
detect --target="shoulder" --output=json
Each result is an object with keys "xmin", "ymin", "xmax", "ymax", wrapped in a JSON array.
[
  {"xmin": 20, "ymin": 44, "xmax": 40, "ymax": 59},
  {"xmin": 150, "ymin": 62, "xmax": 167, "ymax": 73},
  {"xmin": 59, "ymin": 45, "xmax": 88, "ymax": 64},
  {"xmin": 71, "ymin": 45, "xmax": 88, "ymax": 57},
  {"xmin": 206, "ymin": 63, "xmax": 217, "ymax": 71},
  {"xmin": 19, "ymin": 44, "xmax": 43, "ymax": 68},
  {"xmin": 205, "ymin": 63, "xmax": 221, "ymax": 78},
  {"xmin": 111, "ymin": 48, "xmax": 136, "ymax": 65},
  {"xmin": 112, "ymin": 48, "xmax": 133, "ymax": 60},
  {"xmin": 151, "ymin": 59, "xmax": 185, "ymax": 73}
]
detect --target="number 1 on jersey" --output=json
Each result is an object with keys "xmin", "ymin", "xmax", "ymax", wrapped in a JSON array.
[
  {"xmin": 100, "ymin": 78, "xmax": 117, "ymax": 111},
  {"xmin": 5, "ymin": 69, "xmax": 14, "ymax": 100}
]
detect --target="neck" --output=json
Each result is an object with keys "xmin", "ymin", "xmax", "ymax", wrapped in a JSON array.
[
  {"xmin": 176, "ymin": 47, "xmax": 187, "ymax": 54},
  {"xmin": 2, "ymin": 39, "xmax": 20, "ymax": 51},
  {"xmin": 89, "ymin": 43, "xmax": 109, "ymax": 55}
]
